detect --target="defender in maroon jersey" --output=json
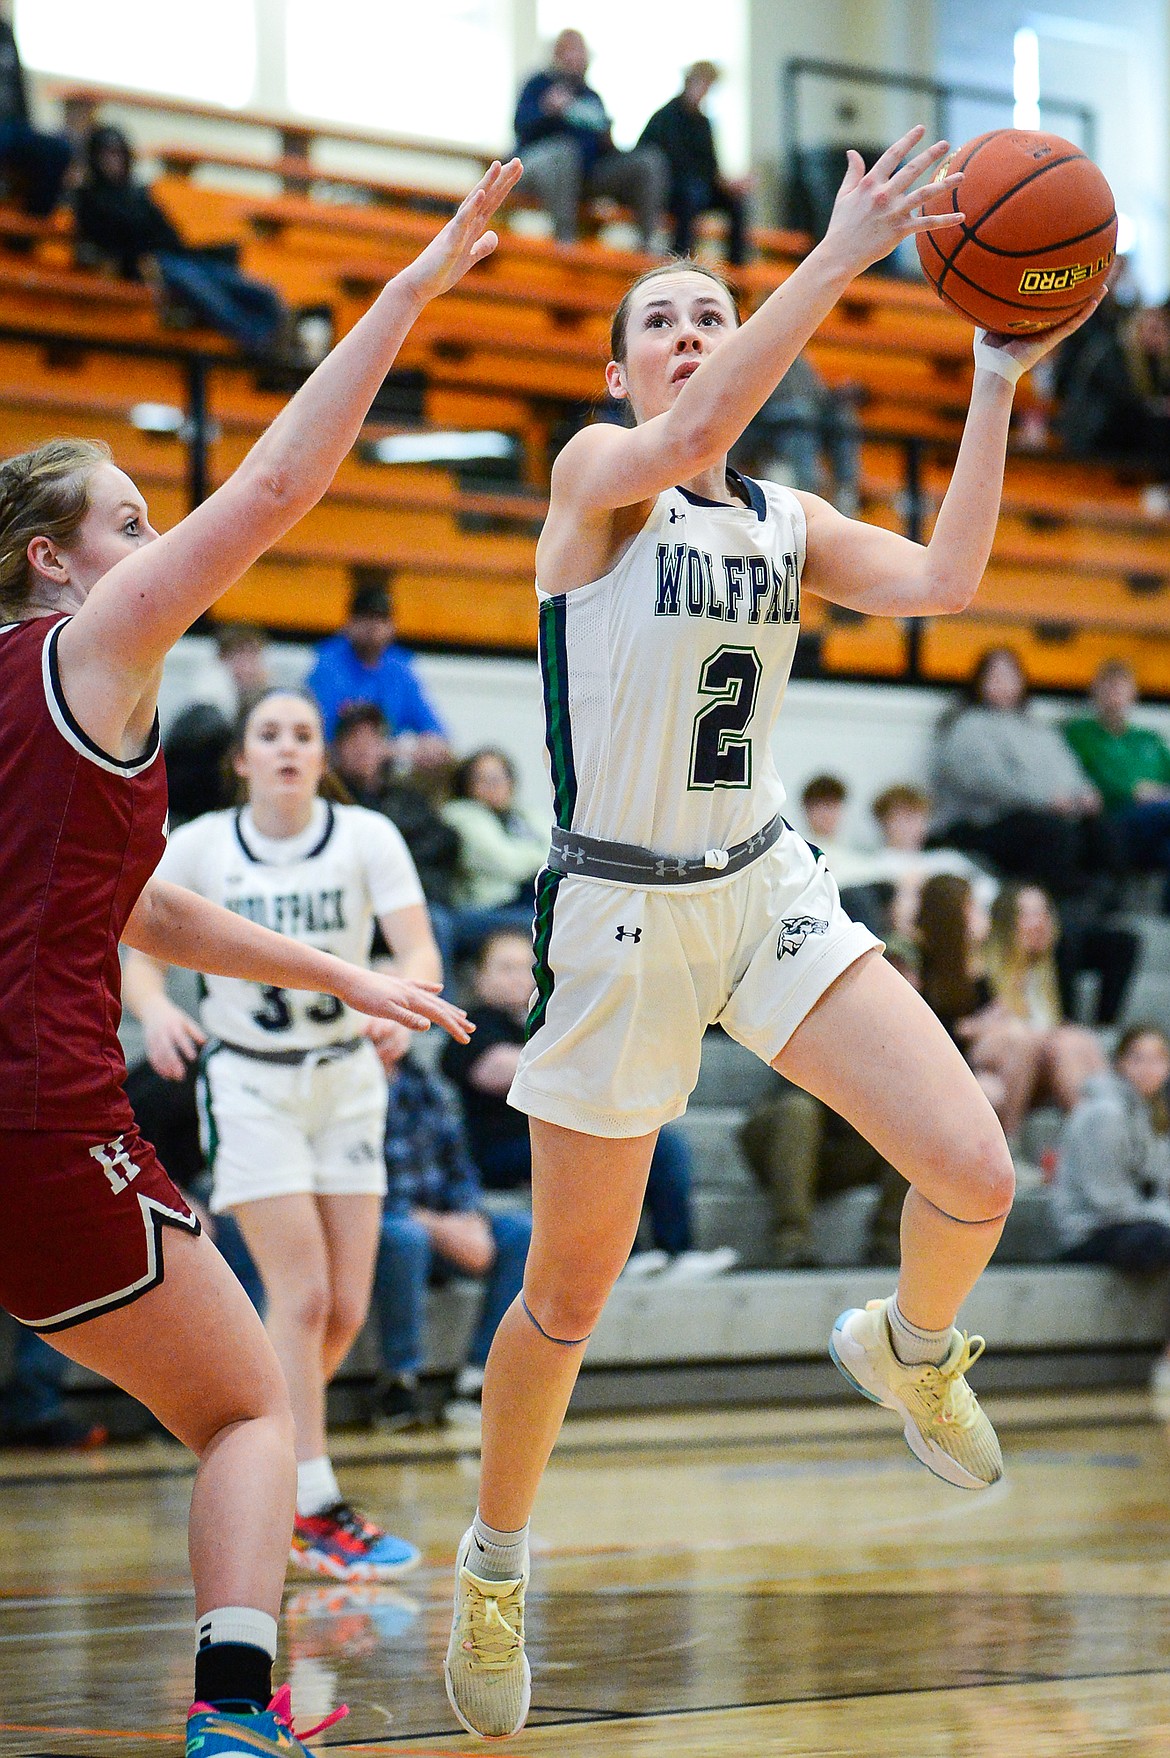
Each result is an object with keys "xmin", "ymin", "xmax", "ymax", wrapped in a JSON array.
[{"xmin": 0, "ymin": 157, "xmax": 517, "ymax": 1757}]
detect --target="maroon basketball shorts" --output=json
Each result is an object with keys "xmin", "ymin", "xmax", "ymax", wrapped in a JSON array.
[{"xmin": 0, "ymin": 1124, "xmax": 200, "ymax": 1332}]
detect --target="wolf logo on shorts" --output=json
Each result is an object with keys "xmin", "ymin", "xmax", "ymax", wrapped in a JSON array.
[{"xmin": 776, "ymin": 915, "xmax": 829, "ymax": 958}]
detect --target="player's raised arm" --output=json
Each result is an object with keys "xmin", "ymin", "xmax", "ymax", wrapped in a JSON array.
[
  {"xmin": 53, "ymin": 159, "xmax": 521, "ymax": 736},
  {"xmin": 796, "ymin": 303, "xmax": 1100, "ymax": 618},
  {"xmin": 123, "ymin": 878, "xmax": 472, "ymax": 1041},
  {"xmin": 551, "ymin": 127, "xmax": 961, "ymax": 515}
]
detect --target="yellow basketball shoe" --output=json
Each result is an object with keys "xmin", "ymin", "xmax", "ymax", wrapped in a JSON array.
[
  {"xmin": 444, "ymin": 1528, "xmax": 531, "ymax": 1739},
  {"xmin": 830, "ymin": 1297, "xmax": 1003, "ymax": 1490}
]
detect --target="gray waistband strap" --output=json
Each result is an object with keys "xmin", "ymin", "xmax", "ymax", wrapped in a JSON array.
[
  {"xmin": 548, "ymin": 814, "xmax": 784, "ymax": 887},
  {"xmin": 212, "ymin": 1035, "xmax": 365, "ymax": 1066}
]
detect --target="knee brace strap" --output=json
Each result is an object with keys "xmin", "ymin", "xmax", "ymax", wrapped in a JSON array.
[
  {"xmin": 521, "ymin": 1293, "xmax": 591, "ymax": 1348},
  {"xmin": 922, "ymin": 1193, "xmax": 1012, "ymax": 1227}
]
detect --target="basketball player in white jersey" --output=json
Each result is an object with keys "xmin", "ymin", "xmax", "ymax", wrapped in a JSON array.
[
  {"xmin": 443, "ymin": 128, "xmax": 1095, "ymax": 1739},
  {"xmin": 124, "ymin": 688, "xmax": 437, "ymax": 1582}
]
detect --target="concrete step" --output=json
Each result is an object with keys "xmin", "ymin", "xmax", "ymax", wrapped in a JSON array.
[
  {"xmin": 673, "ymin": 1106, "xmax": 753, "ymax": 1189},
  {"xmin": 587, "ymin": 1263, "xmax": 1170, "ymax": 1366},
  {"xmin": 691, "ymin": 1028, "xmax": 782, "ymax": 1111}
]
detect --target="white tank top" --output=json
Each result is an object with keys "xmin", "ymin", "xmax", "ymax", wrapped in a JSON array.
[
  {"xmin": 537, "ymin": 472, "xmax": 805, "ymax": 857},
  {"xmin": 154, "ymin": 799, "xmax": 424, "ymax": 1050}
]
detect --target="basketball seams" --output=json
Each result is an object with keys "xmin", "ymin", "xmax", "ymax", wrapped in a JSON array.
[
  {"xmin": 935, "ymin": 250, "xmax": 1093, "ymax": 324},
  {"xmin": 956, "ymin": 215, "xmax": 1116, "ymax": 259},
  {"xmin": 923, "ymin": 132, "xmax": 1026, "ymax": 295}
]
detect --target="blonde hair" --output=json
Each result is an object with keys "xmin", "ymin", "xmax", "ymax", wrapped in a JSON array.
[
  {"xmin": 0, "ymin": 438, "xmax": 112, "ymax": 619},
  {"xmin": 986, "ymin": 882, "xmax": 1063, "ymax": 1025}
]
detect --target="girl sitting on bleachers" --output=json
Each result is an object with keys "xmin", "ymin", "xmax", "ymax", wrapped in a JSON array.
[{"xmin": 1051, "ymin": 1024, "xmax": 1170, "ymax": 1403}]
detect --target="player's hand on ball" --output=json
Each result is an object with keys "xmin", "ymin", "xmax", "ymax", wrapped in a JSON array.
[
  {"xmin": 400, "ymin": 158, "xmax": 523, "ymax": 304},
  {"xmin": 142, "ymin": 997, "xmax": 207, "ymax": 1082},
  {"xmin": 338, "ymin": 966, "xmax": 473, "ymax": 1042},
  {"xmin": 976, "ymin": 297, "xmax": 1101, "ymax": 378},
  {"xmin": 824, "ymin": 125, "xmax": 965, "ymax": 274}
]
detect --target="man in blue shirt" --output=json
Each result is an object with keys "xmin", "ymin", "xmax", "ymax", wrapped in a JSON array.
[
  {"xmin": 307, "ymin": 578, "xmax": 450, "ymax": 767},
  {"xmin": 513, "ymin": 28, "xmax": 667, "ymax": 250}
]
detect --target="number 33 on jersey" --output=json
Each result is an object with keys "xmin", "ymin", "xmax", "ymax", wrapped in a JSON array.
[{"xmin": 538, "ymin": 472, "xmax": 804, "ymax": 859}]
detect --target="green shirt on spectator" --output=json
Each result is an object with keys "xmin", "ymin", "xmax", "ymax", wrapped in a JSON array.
[{"xmin": 1064, "ymin": 715, "xmax": 1170, "ymax": 811}]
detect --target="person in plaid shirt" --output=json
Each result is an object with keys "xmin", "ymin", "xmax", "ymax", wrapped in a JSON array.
[{"xmin": 373, "ymin": 1056, "xmax": 531, "ymax": 1427}]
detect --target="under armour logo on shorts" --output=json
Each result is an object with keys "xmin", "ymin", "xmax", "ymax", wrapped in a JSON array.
[
  {"xmin": 89, "ymin": 1135, "xmax": 143, "ymax": 1195},
  {"xmin": 776, "ymin": 915, "xmax": 829, "ymax": 958},
  {"xmin": 615, "ymin": 925, "xmax": 642, "ymax": 944}
]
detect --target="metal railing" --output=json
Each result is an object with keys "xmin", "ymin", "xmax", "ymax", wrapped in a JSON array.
[{"xmin": 781, "ymin": 58, "xmax": 1097, "ymax": 232}]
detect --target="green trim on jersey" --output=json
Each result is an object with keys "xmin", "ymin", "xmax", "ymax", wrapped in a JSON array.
[
  {"xmin": 526, "ymin": 868, "xmax": 562, "ymax": 1040},
  {"xmin": 539, "ymin": 596, "xmax": 578, "ymax": 831},
  {"xmin": 195, "ymin": 1044, "xmax": 221, "ymax": 1173}
]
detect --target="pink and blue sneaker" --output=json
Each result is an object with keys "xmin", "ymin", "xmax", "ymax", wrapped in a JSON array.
[
  {"xmin": 186, "ymin": 1684, "xmax": 346, "ymax": 1757},
  {"xmin": 290, "ymin": 1498, "xmax": 421, "ymax": 1581}
]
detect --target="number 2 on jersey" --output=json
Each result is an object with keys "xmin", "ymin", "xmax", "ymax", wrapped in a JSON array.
[{"xmin": 689, "ymin": 646, "xmax": 762, "ymax": 789}]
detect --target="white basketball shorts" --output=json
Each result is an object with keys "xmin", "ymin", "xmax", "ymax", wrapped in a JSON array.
[
  {"xmin": 510, "ymin": 822, "xmax": 880, "ymax": 1138},
  {"xmin": 198, "ymin": 1038, "xmax": 389, "ymax": 1212}
]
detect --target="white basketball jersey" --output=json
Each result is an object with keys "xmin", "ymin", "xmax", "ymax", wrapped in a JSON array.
[
  {"xmin": 154, "ymin": 799, "xmax": 424, "ymax": 1050},
  {"xmin": 537, "ymin": 473, "xmax": 805, "ymax": 856}
]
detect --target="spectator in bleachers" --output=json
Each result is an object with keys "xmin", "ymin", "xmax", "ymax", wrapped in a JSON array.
[
  {"xmin": 868, "ymin": 783, "xmax": 993, "ymax": 938},
  {"xmin": 917, "ymin": 872, "xmax": 1047, "ymax": 1138},
  {"xmin": 307, "ymin": 578, "xmax": 450, "ymax": 765},
  {"xmin": 72, "ymin": 125, "xmax": 291, "ymax": 360},
  {"xmin": 0, "ymin": 18, "xmax": 71, "ymax": 219},
  {"xmin": 1057, "ymin": 293, "xmax": 1170, "ymax": 478},
  {"xmin": 441, "ymin": 929, "xmax": 736, "ymax": 1279},
  {"xmin": 802, "ymin": 781, "xmax": 992, "ymax": 946},
  {"xmin": 733, "ymin": 353, "xmax": 862, "ymax": 517},
  {"xmin": 1051, "ymin": 1024, "xmax": 1170, "ymax": 1399},
  {"xmin": 0, "ymin": 1327, "xmax": 107, "ymax": 1450},
  {"xmin": 739, "ymin": 1084, "xmax": 906, "ymax": 1266},
  {"xmin": 329, "ymin": 701, "xmax": 460, "ymax": 975},
  {"xmin": 799, "ymin": 772, "xmax": 886, "ymax": 932},
  {"xmin": 985, "ymin": 882, "xmax": 1107, "ymax": 1104},
  {"xmin": 373, "ymin": 1052, "xmax": 531, "ymax": 1429},
  {"xmin": 163, "ymin": 624, "xmax": 274, "ymax": 824},
  {"xmin": 514, "ymin": 29, "xmax": 668, "ymax": 251},
  {"xmin": 331, "ymin": 703, "xmax": 460, "ymax": 909},
  {"xmin": 637, "ymin": 62, "xmax": 750, "ymax": 265},
  {"xmin": 800, "ymin": 771, "xmax": 847, "ymax": 855},
  {"xmin": 442, "ymin": 747, "xmax": 545, "ymax": 951},
  {"xmin": 930, "ymin": 646, "xmax": 1108, "ymax": 899},
  {"xmin": 1065, "ymin": 659, "xmax": 1170, "ymax": 909}
]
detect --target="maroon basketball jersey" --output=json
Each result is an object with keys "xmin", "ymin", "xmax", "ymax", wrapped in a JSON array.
[{"xmin": 0, "ymin": 616, "xmax": 168, "ymax": 1131}]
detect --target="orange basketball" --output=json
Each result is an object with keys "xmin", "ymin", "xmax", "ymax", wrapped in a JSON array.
[{"xmin": 916, "ymin": 129, "xmax": 1117, "ymax": 334}]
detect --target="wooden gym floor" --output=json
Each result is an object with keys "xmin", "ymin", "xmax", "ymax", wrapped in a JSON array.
[{"xmin": 1, "ymin": 1391, "xmax": 1169, "ymax": 1756}]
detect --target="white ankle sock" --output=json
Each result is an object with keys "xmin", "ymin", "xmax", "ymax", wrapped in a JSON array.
[
  {"xmin": 196, "ymin": 1606, "xmax": 278, "ymax": 1658},
  {"xmin": 886, "ymin": 1297, "xmax": 953, "ymax": 1367},
  {"xmin": 296, "ymin": 1456, "xmax": 342, "ymax": 1518},
  {"xmin": 468, "ymin": 1511, "xmax": 529, "ymax": 1583}
]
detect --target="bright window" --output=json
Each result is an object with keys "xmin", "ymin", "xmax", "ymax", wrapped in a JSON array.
[
  {"xmin": 286, "ymin": 0, "xmax": 515, "ymax": 149},
  {"xmin": 14, "ymin": 0, "xmax": 258, "ymax": 108},
  {"xmin": 534, "ymin": 0, "xmax": 749, "ymax": 173}
]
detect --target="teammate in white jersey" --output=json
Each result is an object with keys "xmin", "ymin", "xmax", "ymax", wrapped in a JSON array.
[
  {"xmin": 444, "ymin": 129, "xmax": 1096, "ymax": 1739},
  {"xmin": 124, "ymin": 688, "xmax": 438, "ymax": 1584}
]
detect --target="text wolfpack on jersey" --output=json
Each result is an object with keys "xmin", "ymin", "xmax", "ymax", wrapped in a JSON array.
[
  {"xmin": 227, "ymin": 887, "xmax": 347, "ymax": 935},
  {"xmin": 654, "ymin": 542, "xmax": 799, "ymax": 625}
]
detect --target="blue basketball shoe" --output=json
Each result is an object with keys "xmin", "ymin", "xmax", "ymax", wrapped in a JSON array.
[
  {"xmin": 290, "ymin": 1499, "xmax": 421, "ymax": 1580},
  {"xmin": 186, "ymin": 1685, "xmax": 346, "ymax": 1757}
]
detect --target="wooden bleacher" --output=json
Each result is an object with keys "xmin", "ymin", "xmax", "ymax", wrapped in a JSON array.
[{"xmin": 0, "ymin": 78, "xmax": 1165, "ymax": 687}]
